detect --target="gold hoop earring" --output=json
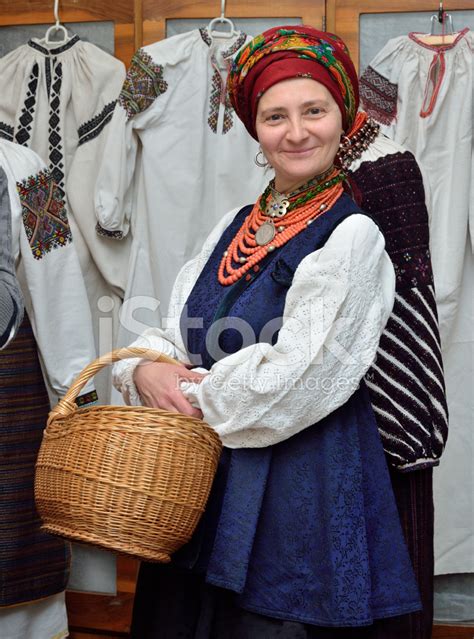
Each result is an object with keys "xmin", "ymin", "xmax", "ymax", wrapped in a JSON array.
[{"xmin": 255, "ymin": 149, "xmax": 268, "ymax": 168}]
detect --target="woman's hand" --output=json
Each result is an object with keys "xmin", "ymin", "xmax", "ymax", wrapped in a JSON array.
[{"xmin": 133, "ymin": 361, "xmax": 206, "ymax": 418}]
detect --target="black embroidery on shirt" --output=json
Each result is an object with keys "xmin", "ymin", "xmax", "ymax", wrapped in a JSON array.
[
  {"xmin": 28, "ymin": 34, "xmax": 80, "ymax": 56},
  {"xmin": 48, "ymin": 62, "xmax": 65, "ymax": 189},
  {"xmin": 75, "ymin": 389, "xmax": 99, "ymax": 407},
  {"xmin": 360, "ymin": 66, "xmax": 398, "ymax": 126},
  {"xmin": 45, "ymin": 57, "xmax": 52, "ymax": 98},
  {"xmin": 15, "ymin": 63, "xmax": 39, "ymax": 147},
  {"xmin": 95, "ymin": 222, "xmax": 124, "ymax": 240},
  {"xmin": 0, "ymin": 122, "xmax": 14, "ymax": 142},
  {"xmin": 199, "ymin": 27, "xmax": 213, "ymax": 47},
  {"xmin": 78, "ymin": 101, "xmax": 116, "ymax": 146}
]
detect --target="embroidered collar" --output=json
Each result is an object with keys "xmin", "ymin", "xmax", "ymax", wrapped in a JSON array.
[
  {"xmin": 199, "ymin": 27, "xmax": 247, "ymax": 59},
  {"xmin": 28, "ymin": 34, "xmax": 80, "ymax": 56},
  {"xmin": 408, "ymin": 27, "xmax": 470, "ymax": 52}
]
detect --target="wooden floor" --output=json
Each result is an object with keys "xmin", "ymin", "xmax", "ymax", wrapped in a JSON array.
[{"xmin": 67, "ymin": 557, "xmax": 474, "ymax": 638}]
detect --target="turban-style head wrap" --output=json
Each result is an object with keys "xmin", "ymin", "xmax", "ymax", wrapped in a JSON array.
[{"xmin": 227, "ymin": 25, "xmax": 359, "ymax": 139}]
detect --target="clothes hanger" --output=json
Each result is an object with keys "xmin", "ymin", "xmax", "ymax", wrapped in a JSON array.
[
  {"xmin": 40, "ymin": 0, "xmax": 71, "ymax": 47},
  {"xmin": 207, "ymin": 0, "xmax": 236, "ymax": 40},
  {"xmin": 416, "ymin": 1, "xmax": 458, "ymax": 45}
]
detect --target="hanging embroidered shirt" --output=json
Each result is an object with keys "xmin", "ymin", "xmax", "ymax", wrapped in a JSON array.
[
  {"xmin": 360, "ymin": 30, "xmax": 474, "ymax": 575},
  {"xmin": 360, "ymin": 30, "xmax": 473, "ymax": 344},
  {"xmin": 0, "ymin": 36, "xmax": 131, "ymax": 377},
  {"xmin": 0, "ymin": 138, "xmax": 97, "ymax": 403},
  {"xmin": 94, "ymin": 28, "xmax": 269, "ymax": 345}
]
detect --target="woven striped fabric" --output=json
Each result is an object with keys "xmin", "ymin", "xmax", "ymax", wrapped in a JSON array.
[
  {"xmin": 351, "ymin": 151, "xmax": 448, "ymax": 471},
  {"xmin": 0, "ymin": 313, "xmax": 70, "ymax": 607}
]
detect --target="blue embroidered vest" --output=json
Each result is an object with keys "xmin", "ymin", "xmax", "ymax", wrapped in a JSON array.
[{"xmin": 178, "ymin": 193, "xmax": 421, "ymax": 627}]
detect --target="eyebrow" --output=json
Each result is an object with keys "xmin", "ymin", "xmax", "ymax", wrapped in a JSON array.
[{"xmin": 259, "ymin": 99, "xmax": 330, "ymax": 117}]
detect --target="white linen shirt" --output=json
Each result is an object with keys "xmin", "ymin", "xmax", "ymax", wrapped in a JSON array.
[{"xmin": 0, "ymin": 139, "xmax": 96, "ymax": 402}]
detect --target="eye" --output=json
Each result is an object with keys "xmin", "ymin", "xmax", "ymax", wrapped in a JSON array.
[
  {"xmin": 267, "ymin": 113, "xmax": 283, "ymax": 122},
  {"xmin": 307, "ymin": 107, "xmax": 323, "ymax": 116}
]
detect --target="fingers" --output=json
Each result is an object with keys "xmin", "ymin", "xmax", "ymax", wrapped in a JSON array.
[
  {"xmin": 178, "ymin": 368, "xmax": 208, "ymax": 383},
  {"xmin": 171, "ymin": 392, "xmax": 203, "ymax": 418},
  {"xmin": 145, "ymin": 390, "xmax": 203, "ymax": 419},
  {"xmin": 133, "ymin": 361, "xmax": 206, "ymax": 418}
]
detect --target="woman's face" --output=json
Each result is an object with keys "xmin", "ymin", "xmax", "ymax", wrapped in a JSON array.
[{"xmin": 255, "ymin": 77, "xmax": 343, "ymax": 193}]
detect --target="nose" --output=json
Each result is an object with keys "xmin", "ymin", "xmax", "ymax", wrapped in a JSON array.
[{"xmin": 286, "ymin": 116, "xmax": 309, "ymax": 144}]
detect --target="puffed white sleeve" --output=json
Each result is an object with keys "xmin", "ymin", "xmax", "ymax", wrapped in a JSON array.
[
  {"xmin": 112, "ymin": 208, "xmax": 240, "ymax": 404},
  {"xmin": 94, "ymin": 48, "xmax": 170, "ymax": 239},
  {"xmin": 183, "ymin": 214, "xmax": 395, "ymax": 448}
]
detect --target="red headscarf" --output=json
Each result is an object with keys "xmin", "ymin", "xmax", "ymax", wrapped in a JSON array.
[{"xmin": 228, "ymin": 25, "xmax": 359, "ymax": 139}]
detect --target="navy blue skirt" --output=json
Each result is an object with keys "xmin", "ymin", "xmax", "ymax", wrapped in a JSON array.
[{"xmin": 130, "ymin": 466, "xmax": 433, "ymax": 639}]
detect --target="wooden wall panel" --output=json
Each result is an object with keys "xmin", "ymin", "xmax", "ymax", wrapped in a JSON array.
[
  {"xmin": 0, "ymin": 0, "xmax": 133, "ymax": 23},
  {"xmin": 142, "ymin": 0, "xmax": 325, "ymax": 45},
  {"xmin": 327, "ymin": 0, "xmax": 472, "ymax": 72},
  {"xmin": 433, "ymin": 626, "xmax": 474, "ymax": 639},
  {"xmin": 0, "ymin": 0, "xmax": 137, "ymax": 66}
]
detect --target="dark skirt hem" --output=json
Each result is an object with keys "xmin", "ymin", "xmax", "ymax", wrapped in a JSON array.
[{"xmin": 237, "ymin": 600, "xmax": 423, "ymax": 629}]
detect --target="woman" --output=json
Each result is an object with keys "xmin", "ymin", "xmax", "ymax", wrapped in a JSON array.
[{"xmin": 113, "ymin": 26, "xmax": 421, "ymax": 637}]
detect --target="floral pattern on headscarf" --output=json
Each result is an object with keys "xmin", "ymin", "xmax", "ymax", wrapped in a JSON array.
[{"xmin": 228, "ymin": 26, "xmax": 358, "ymax": 135}]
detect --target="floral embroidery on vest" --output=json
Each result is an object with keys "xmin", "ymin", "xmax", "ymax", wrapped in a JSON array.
[
  {"xmin": 119, "ymin": 50, "xmax": 168, "ymax": 120},
  {"xmin": 17, "ymin": 170, "xmax": 72, "ymax": 260}
]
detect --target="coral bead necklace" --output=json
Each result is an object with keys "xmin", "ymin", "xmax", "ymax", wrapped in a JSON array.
[{"xmin": 218, "ymin": 166, "xmax": 345, "ymax": 285}]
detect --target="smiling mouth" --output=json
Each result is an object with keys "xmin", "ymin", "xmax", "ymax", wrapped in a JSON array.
[{"xmin": 283, "ymin": 148, "xmax": 316, "ymax": 155}]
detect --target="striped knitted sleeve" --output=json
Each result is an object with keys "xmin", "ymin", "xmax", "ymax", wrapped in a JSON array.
[
  {"xmin": 0, "ymin": 167, "xmax": 23, "ymax": 348},
  {"xmin": 351, "ymin": 149, "xmax": 448, "ymax": 471}
]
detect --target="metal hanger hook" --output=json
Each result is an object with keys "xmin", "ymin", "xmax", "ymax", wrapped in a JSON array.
[
  {"xmin": 44, "ymin": 0, "xmax": 69, "ymax": 44},
  {"xmin": 220, "ymin": 0, "xmax": 226, "ymax": 19},
  {"xmin": 438, "ymin": 0, "xmax": 444, "ymax": 23},
  {"xmin": 54, "ymin": 0, "xmax": 61, "ymax": 28}
]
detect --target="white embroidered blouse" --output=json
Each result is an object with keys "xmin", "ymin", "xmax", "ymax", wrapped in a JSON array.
[{"xmin": 113, "ymin": 208, "xmax": 395, "ymax": 448}]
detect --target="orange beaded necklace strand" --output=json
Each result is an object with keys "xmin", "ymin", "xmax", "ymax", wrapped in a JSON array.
[{"xmin": 218, "ymin": 167, "xmax": 345, "ymax": 286}]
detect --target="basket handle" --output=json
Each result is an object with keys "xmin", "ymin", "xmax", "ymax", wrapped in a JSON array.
[{"xmin": 49, "ymin": 347, "xmax": 179, "ymax": 423}]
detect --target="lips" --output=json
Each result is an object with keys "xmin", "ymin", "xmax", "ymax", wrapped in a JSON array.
[{"xmin": 282, "ymin": 147, "xmax": 316, "ymax": 156}]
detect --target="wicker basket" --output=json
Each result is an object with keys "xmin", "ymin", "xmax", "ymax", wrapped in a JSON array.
[{"xmin": 34, "ymin": 347, "xmax": 222, "ymax": 562}]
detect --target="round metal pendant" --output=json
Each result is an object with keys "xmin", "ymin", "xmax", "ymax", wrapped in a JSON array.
[{"xmin": 255, "ymin": 221, "xmax": 276, "ymax": 246}]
